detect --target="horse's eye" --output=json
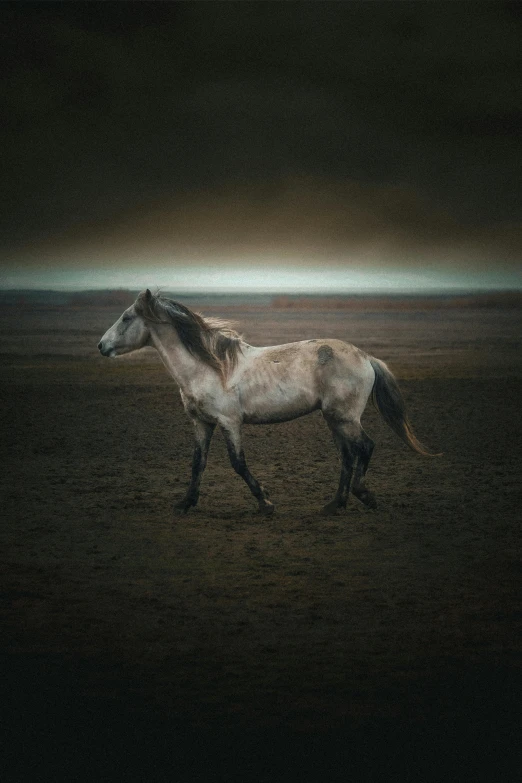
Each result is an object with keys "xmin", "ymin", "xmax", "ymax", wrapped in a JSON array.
[{"xmin": 122, "ymin": 315, "xmax": 133, "ymax": 323}]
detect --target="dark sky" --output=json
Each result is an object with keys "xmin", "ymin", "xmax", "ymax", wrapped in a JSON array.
[{"xmin": 1, "ymin": 1, "xmax": 521, "ymax": 290}]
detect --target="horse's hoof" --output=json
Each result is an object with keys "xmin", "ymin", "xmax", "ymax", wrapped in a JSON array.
[
  {"xmin": 173, "ymin": 500, "xmax": 193, "ymax": 514},
  {"xmin": 356, "ymin": 490, "xmax": 377, "ymax": 509},
  {"xmin": 321, "ymin": 501, "xmax": 344, "ymax": 516},
  {"xmin": 257, "ymin": 501, "xmax": 275, "ymax": 516}
]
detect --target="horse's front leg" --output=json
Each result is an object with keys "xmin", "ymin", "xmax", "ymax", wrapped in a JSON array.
[
  {"xmin": 221, "ymin": 423, "xmax": 274, "ymax": 515},
  {"xmin": 174, "ymin": 418, "xmax": 215, "ymax": 513}
]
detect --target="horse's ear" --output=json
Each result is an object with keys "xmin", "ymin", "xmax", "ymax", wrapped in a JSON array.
[{"xmin": 145, "ymin": 288, "xmax": 152, "ymax": 302}]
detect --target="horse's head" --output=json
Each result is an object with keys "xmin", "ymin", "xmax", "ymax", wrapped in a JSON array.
[{"xmin": 98, "ymin": 289, "xmax": 152, "ymax": 357}]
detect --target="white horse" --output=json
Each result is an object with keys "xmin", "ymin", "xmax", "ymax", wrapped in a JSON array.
[{"xmin": 98, "ymin": 289, "xmax": 435, "ymax": 515}]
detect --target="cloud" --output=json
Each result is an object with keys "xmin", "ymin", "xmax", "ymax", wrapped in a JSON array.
[
  {"xmin": 1, "ymin": 1, "xmax": 521, "ymax": 266},
  {"xmin": 7, "ymin": 176, "xmax": 521, "ymax": 276}
]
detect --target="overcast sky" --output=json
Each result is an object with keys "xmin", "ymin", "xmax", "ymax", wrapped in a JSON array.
[{"xmin": 1, "ymin": 1, "xmax": 521, "ymax": 291}]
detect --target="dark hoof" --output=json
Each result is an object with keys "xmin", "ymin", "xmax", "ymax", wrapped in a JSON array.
[
  {"xmin": 173, "ymin": 499, "xmax": 194, "ymax": 514},
  {"xmin": 354, "ymin": 490, "xmax": 377, "ymax": 509},
  {"xmin": 321, "ymin": 500, "xmax": 345, "ymax": 516},
  {"xmin": 257, "ymin": 501, "xmax": 275, "ymax": 516}
]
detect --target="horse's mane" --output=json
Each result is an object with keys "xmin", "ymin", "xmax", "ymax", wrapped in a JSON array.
[{"xmin": 135, "ymin": 291, "xmax": 243, "ymax": 379}]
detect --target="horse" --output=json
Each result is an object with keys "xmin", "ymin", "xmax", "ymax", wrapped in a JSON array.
[{"xmin": 98, "ymin": 289, "xmax": 436, "ymax": 515}]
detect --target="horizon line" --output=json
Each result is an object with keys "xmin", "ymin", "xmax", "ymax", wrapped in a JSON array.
[{"xmin": 1, "ymin": 286, "xmax": 521, "ymax": 297}]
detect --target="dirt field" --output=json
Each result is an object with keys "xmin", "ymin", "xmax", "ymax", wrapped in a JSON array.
[{"xmin": 1, "ymin": 299, "xmax": 521, "ymax": 780}]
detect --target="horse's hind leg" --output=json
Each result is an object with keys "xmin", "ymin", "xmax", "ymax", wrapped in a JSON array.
[
  {"xmin": 352, "ymin": 431, "xmax": 377, "ymax": 508},
  {"xmin": 174, "ymin": 418, "xmax": 215, "ymax": 513},
  {"xmin": 322, "ymin": 418, "xmax": 358, "ymax": 515},
  {"xmin": 221, "ymin": 424, "xmax": 274, "ymax": 515}
]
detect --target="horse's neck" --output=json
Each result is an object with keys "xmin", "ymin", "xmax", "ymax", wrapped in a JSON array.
[{"xmin": 149, "ymin": 325, "xmax": 202, "ymax": 390}]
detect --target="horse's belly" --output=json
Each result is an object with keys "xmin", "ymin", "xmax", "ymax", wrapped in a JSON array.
[{"xmin": 241, "ymin": 387, "xmax": 319, "ymax": 424}]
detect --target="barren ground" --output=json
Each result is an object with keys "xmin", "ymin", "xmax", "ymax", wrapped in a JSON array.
[{"xmin": 1, "ymin": 301, "xmax": 521, "ymax": 780}]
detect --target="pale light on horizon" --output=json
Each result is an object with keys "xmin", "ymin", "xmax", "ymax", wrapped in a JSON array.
[{"xmin": 1, "ymin": 261, "xmax": 521, "ymax": 293}]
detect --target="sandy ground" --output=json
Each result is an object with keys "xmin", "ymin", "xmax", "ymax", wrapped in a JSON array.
[{"xmin": 1, "ymin": 301, "xmax": 521, "ymax": 780}]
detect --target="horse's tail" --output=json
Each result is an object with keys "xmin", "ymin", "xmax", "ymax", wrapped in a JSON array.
[{"xmin": 369, "ymin": 358, "xmax": 440, "ymax": 457}]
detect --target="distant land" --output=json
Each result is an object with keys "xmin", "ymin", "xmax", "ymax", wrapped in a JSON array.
[{"xmin": 1, "ymin": 289, "xmax": 521, "ymax": 310}]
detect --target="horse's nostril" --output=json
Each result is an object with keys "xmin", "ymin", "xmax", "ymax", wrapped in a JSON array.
[{"xmin": 98, "ymin": 342, "xmax": 102, "ymax": 350}]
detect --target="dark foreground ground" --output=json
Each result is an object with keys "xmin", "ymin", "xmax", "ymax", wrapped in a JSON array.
[{"xmin": 1, "ymin": 300, "xmax": 521, "ymax": 781}]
